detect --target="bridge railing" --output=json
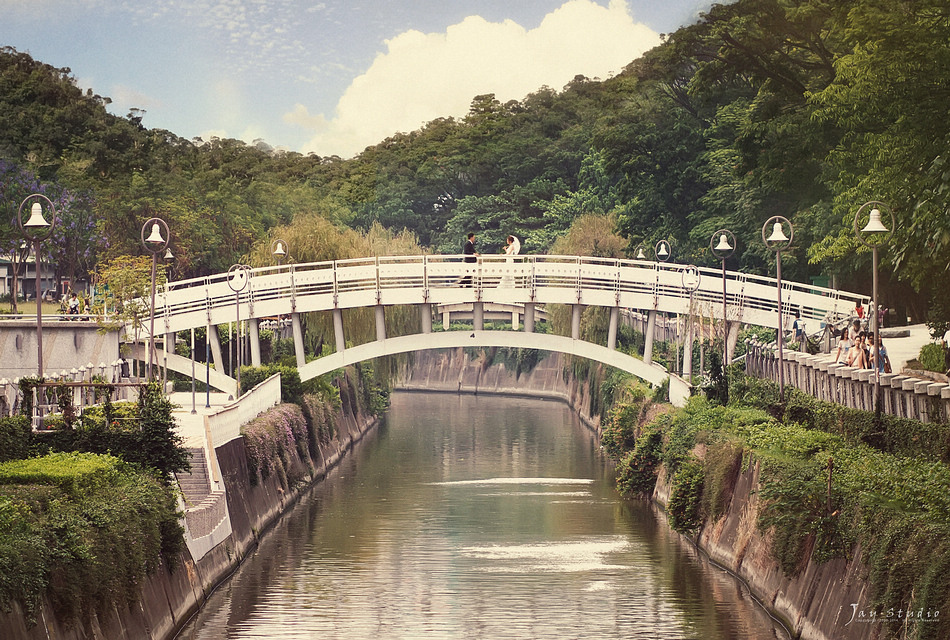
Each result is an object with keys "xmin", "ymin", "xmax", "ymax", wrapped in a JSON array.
[
  {"xmin": 204, "ymin": 372, "xmax": 282, "ymax": 448},
  {"xmin": 144, "ymin": 255, "xmax": 867, "ymax": 338}
]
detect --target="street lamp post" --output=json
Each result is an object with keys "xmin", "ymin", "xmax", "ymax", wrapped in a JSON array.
[
  {"xmin": 17, "ymin": 195, "xmax": 57, "ymax": 378},
  {"xmin": 227, "ymin": 264, "xmax": 250, "ymax": 398},
  {"xmin": 854, "ymin": 202, "xmax": 894, "ymax": 414},
  {"xmin": 141, "ymin": 218, "xmax": 170, "ymax": 382},
  {"xmin": 681, "ymin": 265, "xmax": 701, "ymax": 379},
  {"xmin": 162, "ymin": 248, "xmax": 175, "ymax": 389},
  {"xmin": 655, "ymin": 240, "xmax": 672, "ymax": 263},
  {"xmin": 763, "ymin": 216, "xmax": 793, "ymax": 403},
  {"xmin": 711, "ymin": 229, "xmax": 737, "ymax": 374}
]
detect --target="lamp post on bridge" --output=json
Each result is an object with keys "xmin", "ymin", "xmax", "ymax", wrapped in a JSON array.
[
  {"xmin": 681, "ymin": 265, "xmax": 701, "ymax": 380},
  {"xmin": 854, "ymin": 202, "xmax": 894, "ymax": 415},
  {"xmin": 18, "ymin": 195, "xmax": 57, "ymax": 379},
  {"xmin": 272, "ymin": 239, "xmax": 288, "ymax": 266},
  {"xmin": 763, "ymin": 216, "xmax": 793, "ymax": 403},
  {"xmin": 141, "ymin": 218, "xmax": 170, "ymax": 382},
  {"xmin": 711, "ymin": 229, "xmax": 736, "ymax": 380},
  {"xmin": 227, "ymin": 264, "xmax": 251, "ymax": 398}
]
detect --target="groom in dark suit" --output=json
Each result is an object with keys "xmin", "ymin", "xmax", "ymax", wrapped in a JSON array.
[{"xmin": 461, "ymin": 232, "xmax": 479, "ymax": 286}]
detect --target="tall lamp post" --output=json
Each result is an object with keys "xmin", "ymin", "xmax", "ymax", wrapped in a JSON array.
[
  {"xmin": 18, "ymin": 195, "xmax": 57, "ymax": 378},
  {"xmin": 227, "ymin": 264, "xmax": 250, "ymax": 398},
  {"xmin": 763, "ymin": 216, "xmax": 793, "ymax": 403},
  {"xmin": 141, "ymin": 218, "xmax": 170, "ymax": 382},
  {"xmin": 854, "ymin": 202, "xmax": 894, "ymax": 414},
  {"xmin": 681, "ymin": 265, "xmax": 701, "ymax": 379},
  {"xmin": 711, "ymin": 229, "xmax": 737, "ymax": 372},
  {"xmin": 655, "ymin": 240, "xmax": 672, "ymax": 263}
]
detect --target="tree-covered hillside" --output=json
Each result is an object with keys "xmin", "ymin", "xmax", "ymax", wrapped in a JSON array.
[{"xmin": 2, "ymin": 0, "xmax": 949, "ymax": 321}]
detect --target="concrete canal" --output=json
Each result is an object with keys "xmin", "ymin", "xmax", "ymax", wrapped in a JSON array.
[{"xmin": 177, "ymin": 392, "xmax": 787, "ymax": 639}]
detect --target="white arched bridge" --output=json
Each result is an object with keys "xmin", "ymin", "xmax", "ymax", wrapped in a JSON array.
[{"xmin": 137, "ymin": 254, "xmax": 865, "ymax": 406}]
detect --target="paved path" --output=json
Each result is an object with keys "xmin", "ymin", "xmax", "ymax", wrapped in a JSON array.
[
  {"xmin": 169, "ymin": 391, "xmax": 230, "ymax": 447},
  {"xmin": 882, "ymin": 324, "xmax": 935, "ymax": 373}
]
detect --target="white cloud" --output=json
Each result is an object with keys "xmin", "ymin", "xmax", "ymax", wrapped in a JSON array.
[{"xmin": 295, "ymin": 0, "xmax": 660, "ymax": 158}]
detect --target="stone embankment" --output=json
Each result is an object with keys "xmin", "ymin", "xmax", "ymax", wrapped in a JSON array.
[
  {"xmin": 397, "ymin": 348, "xmax": 601, "ymax": 431},
  {"xmin": 654, "ymin": 463, "xmax": 873, "ymax": 640}
]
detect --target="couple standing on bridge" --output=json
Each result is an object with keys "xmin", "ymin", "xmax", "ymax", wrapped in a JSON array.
[{"xmin": 460, "ymin": 232, "xmax": 520, "ymax": 287}]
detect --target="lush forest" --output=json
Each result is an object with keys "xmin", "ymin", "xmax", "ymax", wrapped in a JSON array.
[{"xmin": 2, "ymin": 0, "xmax": 949, "ymax": 325}]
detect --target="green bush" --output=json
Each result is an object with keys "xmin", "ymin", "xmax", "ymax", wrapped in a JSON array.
[
  {"xmin": 615, "ymin": 424, "xmax": 663, "ymax": 497},
  {"xmin": 667, "ymin": 458, "xmax": 705, "ymax": 533},
  {"xmin": 0, "ymin": 452, "xmax": 120, "ymax": 498},
  {"xmin": 702, "ymin": 438, "xmax": 743, "ymax": 522},
  {"xmin": 31, "ymin": 384, "xmax": 189, "ymax": 481},
  {"xmin": 919, "ymin": 342, "xmax": 946, "ymax": 373},
  {"xmin": 240, "ymin": 364, "xmax": 303, "ymax": 403},
  {"xmin": 0, "ymin": 453, "xmax": 183, "ymax": 624},
  {"xmin": 0, "ymin": 417, "xmax": 31, "ymax": 462}
]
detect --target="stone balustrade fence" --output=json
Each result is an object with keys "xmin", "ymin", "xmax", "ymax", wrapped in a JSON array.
[{"xmin": 744, "ymin": 340, "xmax": 950, "ymax": 423}]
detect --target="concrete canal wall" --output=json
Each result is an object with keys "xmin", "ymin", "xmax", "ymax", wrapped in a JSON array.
[{"xmin": 397, "ymin": 348, "xmax": 602, "ymax": 432}]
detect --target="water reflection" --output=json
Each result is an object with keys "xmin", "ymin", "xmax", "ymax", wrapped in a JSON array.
[{"xmin": 177, "ymin": 393, "xmax": 787, "ymax": 640}]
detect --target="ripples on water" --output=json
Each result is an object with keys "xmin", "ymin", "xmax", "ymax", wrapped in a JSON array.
[{"xmin": 177, "ymin": 393, "xmax": 788, "ymax": 640}]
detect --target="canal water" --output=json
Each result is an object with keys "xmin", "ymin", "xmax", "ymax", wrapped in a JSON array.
[{"xmin": 177, "ymin": 392, "xmax": 788, "ymax": 640}]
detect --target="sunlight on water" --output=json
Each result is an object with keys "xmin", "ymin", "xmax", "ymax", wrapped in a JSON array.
[{"xmin": 177, "ymin": 393, "xmax": 788, "ymax": 640}]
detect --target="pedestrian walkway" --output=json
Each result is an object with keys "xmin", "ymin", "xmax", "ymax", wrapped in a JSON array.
[
  {"xmin": 880, "ymin": 324, "xmax": 935, "ymax": 374},
  {"xmin": 169, "ymin": 391, "xmax": 230, "ymax": 447}
]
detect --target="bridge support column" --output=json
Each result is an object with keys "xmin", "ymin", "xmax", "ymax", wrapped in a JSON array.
[
  {"xmin": 208, "ymin": 325, "xmax": 225, "ymax": 376},
  {"xmin": 523, "ymin": 303, "xmax": 535, "ymax": 333},
  {"xmin": 249, "ymin": 318, "xmax": 261, "ymax": 367},
  {"xmin": 442, "ymin": 308, "xmax": 451, "ymax": 330},
  {"xmin": 375, "ymin": 305, "xmax": 386, "ymax": 342},
  {"xmin": 332, "ymin": 308, "xmax": 345, "ymax": 354},
  {"xmin": 292, "ymin": 312, "xmax": 307, "ymax": 368},
  {"xmin": 607, "ymin": 307, "xmax": 619, "ymax": 350},
  {"xmin": 644, "ymin": 310, "xmax": 657, "ymax": 365},
  {"xmin": 421, "ymin": 303, "xmax": 432, "ymax": 333},
  {"xmin": 473, "ymin": 302, "xmax": 484, "ymax": 330},
  {"xmin": 511, "ymin": 309, "xmax": 519, "ymax": 331},
  {"xmin": 571, "ymin": 304, "xmax": 583, "ymax": 340}
]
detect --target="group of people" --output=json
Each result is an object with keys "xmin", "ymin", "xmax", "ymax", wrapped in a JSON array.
[{"xmin": 833, "ymin": 318, "xmax": 891, "ymax": 373}]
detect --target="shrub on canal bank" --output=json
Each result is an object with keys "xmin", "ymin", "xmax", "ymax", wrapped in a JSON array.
[
  {"xmin": 0, "ymin": 452, "xmax": 183, "ymax": 625},
  {"xmin": 605, "ymin": 377, "xmax": 950, "ymax": 640}
]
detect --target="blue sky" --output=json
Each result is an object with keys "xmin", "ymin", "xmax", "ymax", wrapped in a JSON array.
[{"xmin": 1, "ymin": 0, "xmax": 711, "ymax": 158}]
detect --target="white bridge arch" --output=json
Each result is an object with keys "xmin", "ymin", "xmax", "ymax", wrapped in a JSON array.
[{"xmin": 140, "ymin": 254, "xmax": 865, "ymax": 404}]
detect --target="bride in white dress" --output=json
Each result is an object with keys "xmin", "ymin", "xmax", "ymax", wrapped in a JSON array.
[{"xmin": 500, "ymin": 235, "xmax": 520, "ymax": 287}]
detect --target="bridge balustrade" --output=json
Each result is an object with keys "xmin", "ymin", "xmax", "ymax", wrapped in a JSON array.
[{"xmin": 745, "ymin": 340, "xmax": 950, "ymax": 423}]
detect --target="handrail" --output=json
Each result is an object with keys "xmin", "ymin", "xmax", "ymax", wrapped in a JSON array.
[{"xmin": 126, "ymin": 254, "xmax": 866, "ymax": 338}]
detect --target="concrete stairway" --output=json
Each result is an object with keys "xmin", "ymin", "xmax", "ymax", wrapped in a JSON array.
[
  {"xmin": 177, "ymin": 448, "xmax": 212, "ymax": 508},
  {"xmin": 176, "ymin": 448, "xmax": 229, "ymax": 540}
]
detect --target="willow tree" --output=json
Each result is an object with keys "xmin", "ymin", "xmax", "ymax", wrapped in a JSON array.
[{"xmin": 245, "ymin": 210, "xmax": 424, "ymax": 386}]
